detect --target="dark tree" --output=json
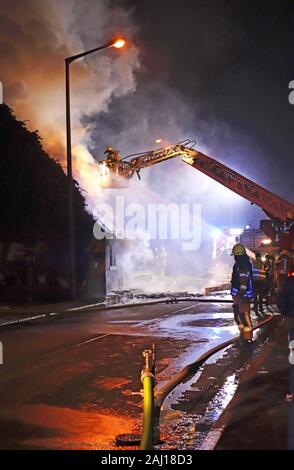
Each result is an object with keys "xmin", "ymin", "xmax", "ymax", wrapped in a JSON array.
[{"xmin": 0, "ymin": 104, "xmax": 100, "ymax": 301}]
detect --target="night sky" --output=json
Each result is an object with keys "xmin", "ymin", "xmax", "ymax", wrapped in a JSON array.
[{"xmin": 92, "ymin": 0, "xmax": 294, "ymax": 206}]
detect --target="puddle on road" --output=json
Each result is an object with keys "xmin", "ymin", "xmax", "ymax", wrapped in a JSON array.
[
  {"xmin": 157, "ymin": 326, "xmax": 270, "ymax": 450},
  {"xmin": 159, "ymin": 373, "xmax": 239, "ymax": 450},
  {"xmin": 153, "ymin": 308, "xmax": 239, "ymax": 439},
  {"xmin": 150, "ymin": 312, "xmax": 237, "ymax": 341},
  {"xmin": 153, "ymin": 311, "xmax": 241, "ymax": 449},
  {"xmin": 198, "ymin": 373, "xmax": 238, "ymax": 424},
  {"xmin": 159, "ymin": 346, "xmax": 230, "ymax": 411}
]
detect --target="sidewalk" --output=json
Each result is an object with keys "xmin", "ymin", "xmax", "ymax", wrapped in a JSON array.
[
  {"xmin": 204, "ymin": 317, "xmax": 293, "ymax": 450},
  {"xmin": 0, "ymin": 298, "xmax": 106, "ymax": 327}
]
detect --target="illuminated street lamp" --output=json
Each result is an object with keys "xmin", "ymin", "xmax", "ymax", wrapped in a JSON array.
[
  {"xmin": 65, "ymin": 38, "xmax": 125, "ymax": 299},
  {"xmin": 112, "ymin": 38, "xmax": 126, "ymax": 49}
]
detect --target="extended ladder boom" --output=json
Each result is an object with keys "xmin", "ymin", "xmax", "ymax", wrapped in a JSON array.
[
  {"xmin": 181, "ymin": 148, "xmax": 294, "ymax": 223},
  {"xmin": 100, "ymin": 142, "xmax": 294, "ymax": 224}
]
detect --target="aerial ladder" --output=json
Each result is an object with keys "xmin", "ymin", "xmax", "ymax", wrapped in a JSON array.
[{"xmin": 99, "ymin": 140, "xmax": 294, "ymax": 251}]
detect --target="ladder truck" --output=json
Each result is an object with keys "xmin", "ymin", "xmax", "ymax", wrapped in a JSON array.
[{"xmin": 99, "ymin": 140, "xmax": 294, "ymax": 253}]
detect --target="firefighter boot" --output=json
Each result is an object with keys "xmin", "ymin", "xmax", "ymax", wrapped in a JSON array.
[
  {"xmin": 233, "ymin": 305, "xmax": 244, "ymax": 339},
  {"xmin": 243, "ymin": 312, "xmax": 253, "ymax": 342},
  {"xmin": 238, "ymin": 324, "xmax": 244, "ymax": 340},
  {"xmin": 243, "ymin": 326, "xmax": 253, "ymax": 342}
]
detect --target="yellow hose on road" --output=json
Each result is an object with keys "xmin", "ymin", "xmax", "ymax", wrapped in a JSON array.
[{"xmin": 140, "ymin": 374, "xmax": 154, "ymax": 450}]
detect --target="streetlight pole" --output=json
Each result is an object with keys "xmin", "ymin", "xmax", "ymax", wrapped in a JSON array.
[
  {"xmin": 65, "ymin": 38, "xmax": 125, "ymax": 299},
  {"xmin": 65, "ymin": 59, "xmax": 76, "ymax": 299}
]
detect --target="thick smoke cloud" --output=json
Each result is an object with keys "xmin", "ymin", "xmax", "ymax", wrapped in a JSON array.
[
  {"xmin": 88, "ymin": 80, "xmax": 266, "ymax": 293},
  {"xmin": 1, "ymin": 0, "xmax": 277, "ymax": 293},
  {"xmin": 0, "ymin": 0, "xmax": 139, "ymax": 160}
]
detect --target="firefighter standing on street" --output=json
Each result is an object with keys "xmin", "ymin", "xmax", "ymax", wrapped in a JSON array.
[
  {"xmin": 264, "ymin": 253, "xmax": 275, "ymax": 306},
  {"xmin": 276, "ymin": 249, "xmax": 292, "ymax": 291},
  {"xmin": 252, "ymin": 252, "xmax": 267, "ymax": 317},
  {"xmin": 231, "ymin": 243, "xmax": 254, "ymax": 342},
  {"xmin": 277, "ymin": 270, "xmax": 294, "ymax": 404}
]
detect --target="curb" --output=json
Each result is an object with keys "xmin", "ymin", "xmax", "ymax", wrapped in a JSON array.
[
  {"xmin": 0, "ymin": 297, "xmax": 234, "ymax": 328},
  {"xmin": 0, "ymin": 298, "xmax": 169, "ymax": 327}
]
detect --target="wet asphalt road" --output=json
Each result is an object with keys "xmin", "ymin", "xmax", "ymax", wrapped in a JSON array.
[{"xmin": 0, "ymin": 300, "xmax": 247, "ymax": 449}]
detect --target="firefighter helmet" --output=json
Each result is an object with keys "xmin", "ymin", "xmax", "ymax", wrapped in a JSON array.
[
  {"xmin": 104, "ymin": 146, "xmax": 115, "ymax": 154},
  {"xmin": 232, "ymin": 243, "xmax": 246, "ymax": 256}
]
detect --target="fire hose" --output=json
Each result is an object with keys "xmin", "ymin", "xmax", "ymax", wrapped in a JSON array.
[{"xmin": 140, "ymin": 347, "xmax": 156, "ymax": 450}]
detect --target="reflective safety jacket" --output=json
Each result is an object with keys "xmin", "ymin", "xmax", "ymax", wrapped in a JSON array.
[
  {"xmin": 252, "ymin": 259, "xmax": 266, "ymax": 283},
  {"xmin": 231, "ymin": 263, "xmax": 253, "ymax": 299},
  {"xmin": 276, "ymin": 256, "xmax": 291, "ymax": 275}
]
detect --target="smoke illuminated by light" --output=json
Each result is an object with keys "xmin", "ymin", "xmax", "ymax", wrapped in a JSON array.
[
  {"xmin": 261, "ymin": 238, "xmax": 272, "ymax": 245},
  {"xmin": 229, "ymin": 227, "xmax": 243, "ymax": 236},
  {"xmin": 72, "ymin": 144, "xmax": 103, "ymax": 202}
]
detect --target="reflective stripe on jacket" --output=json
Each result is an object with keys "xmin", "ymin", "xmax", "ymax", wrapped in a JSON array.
[
  {"xmin": 231, "ymin": 263, "xmax": 253, "ymax": 299},
  {"xmin": 252, "ymin": 260, "xmax": 266, "ymax": 282},
  {"xmin": 277, "ymin": 257, "xmax": 291, "ymax": 275}
]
